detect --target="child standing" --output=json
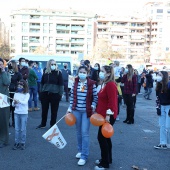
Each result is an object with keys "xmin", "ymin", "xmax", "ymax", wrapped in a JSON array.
[{"xmin": 12, "ymin": 80, "xmax": 30, "ymax": 150}]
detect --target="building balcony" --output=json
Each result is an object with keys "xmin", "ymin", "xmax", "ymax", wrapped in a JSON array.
[
  {"xmin": 56, "ymin": 26, "xmax": 70, "ymax": 30},
  {"xmin": 29, "ymin": 25, "xmax": 40, "ymax": 29},
  {"xmin": 129, "ymin": 39, "xmax": 145, "ymax": 42},
  {"xmin": 71, "ymin": 27, "xmax": 85, "ymax": 31},
  {"xmin": 71, "ymin": 40, "xmax": 84, "ymax": 44},
  {"xmin": 129, "ymin": 26, "xmax": 145, "ymax": 29},
  {"xmin": 71, "ymin": 47, "xmax": 84, "ymax": 50},
  {"xmin": 56, "ymin": 40, "xmax": 70, "ymax": 43}
]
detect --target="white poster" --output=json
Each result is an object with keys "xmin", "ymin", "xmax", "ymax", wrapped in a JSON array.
[
  {"xmin": 42, "ymin": 124, "xmax": 67, "ymax": 149},
  {"xmin": 68, "ymin": 75, "xmax": 75, "ymax": 89}
]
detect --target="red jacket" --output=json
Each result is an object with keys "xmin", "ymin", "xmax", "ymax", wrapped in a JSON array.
[{"xmin": 96, "ymin": 81, "xmax": 118, "ymax": 119}]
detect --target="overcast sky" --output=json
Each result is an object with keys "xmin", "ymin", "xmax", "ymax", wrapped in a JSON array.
[{"xmin": 0, "ymin": 0, "xmax": 164, "ymax": 25}]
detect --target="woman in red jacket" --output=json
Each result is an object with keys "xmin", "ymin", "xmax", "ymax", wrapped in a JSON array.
[{"xmin": 95, "ymin": 65, "xmax": 118, "ymax": 170}]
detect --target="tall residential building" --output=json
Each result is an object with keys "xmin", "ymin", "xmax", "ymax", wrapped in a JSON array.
[
  {"xmin": 96, "ymin": 15, "xmax": 158, "ymax": 62},
  {"xmin": 10, "ymin": 9, "xmax": 96, "ymax": 56},
  {"xmin": 143, "ymin": 1, "xmax": 170, "ymax": 63}
]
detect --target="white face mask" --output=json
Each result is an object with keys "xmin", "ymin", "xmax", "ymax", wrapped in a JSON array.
[
  {"xmin": 156, "ymin": 76, "xmax": 162, "ymax": 82},
  {"xmin": 51, "ymin": 65, "xmax": 56, "ymax": 70}
]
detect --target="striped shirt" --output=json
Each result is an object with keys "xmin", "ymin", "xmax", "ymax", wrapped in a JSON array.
[{"xmin": 69, "ymin": 81, "xmax": 98, "ymax": 111}]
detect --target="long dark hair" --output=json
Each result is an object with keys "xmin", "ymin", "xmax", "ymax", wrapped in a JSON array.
[
  {"xmin": 127, "ymin": 64, "xmax": 133, "ymax": 81},
  {"xmin": 17, "ymin": 79, "xmax": 29, "ymax": 94},
  {"xmin": 156, "ymin": 71, "xmax": 169, "ymax": 93}
]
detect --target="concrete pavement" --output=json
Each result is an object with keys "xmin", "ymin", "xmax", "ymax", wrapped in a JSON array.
[{"xmin": 0, "ymin": 89, "xmax": 170, "ymax": 170}]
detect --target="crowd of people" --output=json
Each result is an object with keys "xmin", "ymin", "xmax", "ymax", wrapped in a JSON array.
[{"xmin": 0, "ymin": 57, "xmax": 170, "ymax": 170}]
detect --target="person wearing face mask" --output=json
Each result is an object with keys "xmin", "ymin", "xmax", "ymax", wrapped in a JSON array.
[
  {"xmin": 0, "ymin": 58, "xmax": 11, "ymax": 148},
  {"xmin": 36, "ymin": 59, "xmax": 64, "ymax": 129},
  {"xmin": 61, "ymin": 63, "xmax": 71, "ymax": 102},
  {"xmin": 8, "ymin": 61, "xmax": 22, "ymax": 127},
  {"xmin": 18, "ymin": 58, "xmax": 29, "ymax": 81},
  {"xmin": 67, "ymin": 65, "xmax": 97, "ymax": 166},
  {"xmin": 94, "ymin": 65, "xmax": 118, "ymax": 170},
  {"xmin": 12, "ymin": 80, "xmax": 30, "ymax": 150},
  {"xmin": 91, "ymin": 63, "xmax": 100, "ymax": 86},
  {"xmin": 27, "ymin": 61, "xmax": 39, "ymax": 112},
  {"xmin": 32, "ymin": 61, "xmax": 43, "ymax": 100},
  {"xmin": 121, "ymin": 64, "xmax": 137, "ymax": 124},
  {"xmin": 143, "ymin": 70, "xmax": 154, "ymax": 100},
  {"xmin": 154, "ymin": 71, "xmax": 170, "ymax": 149}
]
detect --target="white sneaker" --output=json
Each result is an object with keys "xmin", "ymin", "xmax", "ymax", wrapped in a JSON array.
[
  {"xmin": 167, "ymin": 144, "xmax": 170, "ymax": 148},
  {"xmin": 75, "ymin": 152, "xmax": 81, "ymax": 159},
  {"xmin": 78, "ymin": 159, "xmax": 86, "ymax": 166},
  {"xmin": 95, "ymin": 159, "xmax": 101, "ymax": 165},
  {"xmin": 116, "ymin": 116, "xmax": 120, "ymax": 121}
]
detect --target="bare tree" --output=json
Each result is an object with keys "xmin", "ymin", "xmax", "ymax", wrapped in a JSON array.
[
  {"xmin": 92, "ymin": 38, "xmax": 125, "ymax": 62},
  {"xmin": 34, "ymin": 46, "xmax": 47, "ymax": 54},
  {"xmin": 0, "ymin": 40, "xmax": 10, "ymax": 59}
]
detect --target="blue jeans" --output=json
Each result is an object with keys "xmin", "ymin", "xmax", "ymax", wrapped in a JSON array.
[
  {"xmin": 28, "ymin": 86, "xmax": 38, "ymax": 108},
  {"xmin": 159, "ymin": 105, "xmax": 170, "ymax": 145},
  {"xmin": 144, "ymin": 88, "xmax": 152, "ymax": 99},
  {"xmin": 73, "ymin": 110, "xmax": 90, "ymax": 160},
  {"xmin": 14, "ymin": 113, "xmax": 28, "ymax": 144}
]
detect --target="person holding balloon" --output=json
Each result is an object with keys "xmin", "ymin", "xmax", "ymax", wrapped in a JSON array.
[
  {"xmin": 94, "ymin": 65, "xmax": 118, "ymax": 170},
  {"xmin": 67, "ymin": 65, "xmax": 98, "ymax": 166}
]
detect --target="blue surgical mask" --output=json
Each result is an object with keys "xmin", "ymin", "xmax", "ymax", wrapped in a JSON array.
[
  {"xmin": 17, "ymin": 87, "xmax": 24, "ymax": 93},
  {"xmin": 51, "ymin": 65, "xmax": 56, "ymax": 70},
  {"xmin": 99, "ymin": 72, "xmax": 105, "ymax": 80},
  {"xmin": 78, "ymin": 73, "xmax": 87, "ymax": 80},
  {"xmin": 94, "ymin": 66, "xmax": 98, "ymax": 70},
  {"xmin": 125, "ymin": 68, "xmax": 128, "ymax": 73},
  {"xmin": 21, "ymin": 62, "xmax": 25, "ymax": 66}
]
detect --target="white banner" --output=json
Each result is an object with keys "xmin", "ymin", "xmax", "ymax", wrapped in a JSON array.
[
  {"xmin": 42, "ymin": 124, "xmax": 67, "ymax": 149},
  {"xmin": 68, "ymin": 75, "xmax": 75, "ymax": 89},
  {"xmin": 0, "ymin": 93, "xmax": 10, "ymax": 108}
]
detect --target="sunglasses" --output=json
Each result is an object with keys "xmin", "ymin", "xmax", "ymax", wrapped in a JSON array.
[{"xmin": 51, "ymin": 64, "xmax": 56, "ymax": 66}]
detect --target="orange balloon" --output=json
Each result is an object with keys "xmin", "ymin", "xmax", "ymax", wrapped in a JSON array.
[
  {"xmin": 65, "ymin": 113, "xmax": 76, "ymax": 126},
  {"xmin": 101, "ymin": 122, "xmax": 114, "ymax": 138},
  {"xmin": 90, "ymin": 113, "xmax": 105, "ymax": 126}
]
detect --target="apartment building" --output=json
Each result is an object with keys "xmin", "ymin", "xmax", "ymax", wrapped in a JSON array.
[
  {"xmin": 10, "ymin": 9, "xmax": 96, "ymax": 56},
  {"xmin": 96, "ymin": 16, "xmax": 158, "ymax": 61},
  {"xmin": 143, "ymin": 1, "xmax": 170, "ymax": 63}
]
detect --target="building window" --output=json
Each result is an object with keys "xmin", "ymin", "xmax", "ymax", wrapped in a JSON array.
[
  {"xmin": 166, "ymin": 47, "xmax": 169, "ymax": 51},
  {"xmin": 11, "ymin": 36, "xmax": 15, "ymax": 40},
  {"xmin": 167, "ymin": 10, "xmax": 170, "ymax": 13},
  {"xmin": 159, "ymin": 28, "xmax": 162, "ymax": 32},
  {"xmin": 22, "ymin": 36, "xmax": 28, "ymax": 40},
  {"xmin": 157, "ymin": 9, "xmax": 163, "ymax": 13},
  {"xmin": 11, "ymin": 44, "xmax": 15, "ymax": 47},
  {"xmin": 22, "ymin": 29, "xmax": 28, "ymax": 33},
  {"xmin": 43, "ymin": 16, "xmax": 49, "ymax": 20},
  {"xmin": 22, "ymin": 43, "xmax": 28, "ymax": 47},
  {"xmin": 156, "ymin": 15, "xmax": 163, "ymax": 19},
  {"xmin": 22, "ymin": 22, "xmax": 28, "ymax": 26},
  {"xmin": 22, "ymin": 49, "xmax": 28, "ymax": 53},
  {"xmin": 22, "ymin": 15, "xmax": 29, "ymax": 19}
]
